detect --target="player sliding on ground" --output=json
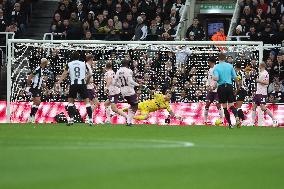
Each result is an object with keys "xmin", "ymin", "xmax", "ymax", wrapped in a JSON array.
[
  {"xmin": 104, "ymin": 61, "xmax": 127, "ymax": 123},
  {"xmin": 123, "ymin": 91, "xmax": 183, "ymax": 121}
]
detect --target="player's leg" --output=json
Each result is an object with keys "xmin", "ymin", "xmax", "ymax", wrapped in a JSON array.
[
  {"xmin": 28, "ymin": 88, "xmax": 41, "ymax": 123},
  {"xmin": 67, "ymin": 97, "xmax": 75, "ymax": 125},
  {"xmin": 204, "ymin": 101, "xmax": 211, "ymax": 124},
  {"xmin": 80, "ymin": 85, "xmax": 93, "ymax": 125},
  {"xmin": 218, "ymin": 85, "xmax": 233, "ymax": 127},
  {"xmin": 104, "ymin": 100, "xmax": 112, "ymax": 123},
  {"xmin": 236, "ymin": 89, "xmax": 246, "ymax": 121},
  {"xmin": 215, "ymin": 93, "xmax": 224, "ymax": 120},
  {"xmin": 125, "ymin": 94, "xmax": 138, "ymax": 126},
  {"xmin": 109, "ymin": 94, "xmax": 127, "ymax": 119},
  {"xmin": 134, "ymin": 109, "xmax": 149, "ymax": 120},
  {"xmin": 259, "ymin": 98, "xmax": 278, "ymax": 127},
  {"xmin": 227, "ymin": 85, "xmax": 240, "ymax": 127}
]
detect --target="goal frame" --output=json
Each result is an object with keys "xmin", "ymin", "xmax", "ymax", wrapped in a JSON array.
[{"xmin": 6, "ymin": 39, "xmax": 264, "ymax": 123}]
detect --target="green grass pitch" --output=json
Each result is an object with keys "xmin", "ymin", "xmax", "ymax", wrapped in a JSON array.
[{"xmin": 1, "ymin": 124, "xmax": 284, "ymax": 189}]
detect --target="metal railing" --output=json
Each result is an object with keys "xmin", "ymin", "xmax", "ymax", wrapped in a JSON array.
[
  {"xmin": 228, "ymin": 0, "xmax": 241, "ymax": 37},
  {"xmin": 174, "ymin": 0, "xmax": 193, "ymax": 40}
]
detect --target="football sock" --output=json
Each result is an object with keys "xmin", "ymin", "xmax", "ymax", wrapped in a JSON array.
[
  {"xmin": 86, "ymin": 103, "xmax": 93, "ymax": 120},
  {"xmin": 127, "ymin": 108, "xmax": 135, "ymax": 124},
  {"xmin": 134, "ymin": 114, "xmax": 148, "ymax": 120},
  {"xmin": 252, "ymin": 110, "xmax": 256, "ymax": 124},
  {"xmin": 67, "ymin": 103, "xmax": 75, "ymax": 119},
  {"xmin": 218, "ymin": 108, "xmax": 224, "ymax": 119},
  {"xmin": 204, "ymin": 108, "xmax": 209, "ymax": 122},
  {"xmin": 237, "ymin": 108, "xmax": 245, "ymax": 120},
  {"xmin": 229, "ymin": 106, "xmax": 238, "ymax": 118},
  {"xmin": 263, "ymin": 108, "xmax": 274, "ymax": 120},
  {"xmin": 223, "ymin": 108, "xmax": 232, "ymax": 125},
  {"xmin": 106, "ymin": 106, "xmax": 111, "ymax": 122},
  {"xmin": 30, "ymin": 105, "xmax": 39, "ymax": 117}
]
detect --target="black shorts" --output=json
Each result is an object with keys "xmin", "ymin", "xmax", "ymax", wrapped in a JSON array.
[
  {"xmin": 69, "ymin": 84, "xmax": 88, "ymax": 99},
  {"xmin": 236, "ymin": 88, "xmax": 247, "ymax": 101},
  {"xmin": 30, "ymin": 87, "xmax": 41, "ymax": 98},
  {"xmin": 217, "ymin": 84, "xmax": 235, "ymax": 104}
]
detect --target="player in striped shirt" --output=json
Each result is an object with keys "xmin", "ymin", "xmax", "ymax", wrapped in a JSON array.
[
  {"xmin": 26, "ymin": 58, "xmax": 49, "ymax": 123},
  {"xmin": 56, "ymin": 51, "xmax": 93, "ymax": 126}
]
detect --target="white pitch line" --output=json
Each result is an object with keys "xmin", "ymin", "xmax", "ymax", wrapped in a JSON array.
[{"xmin": 0, "ymin": 139, "xmax": 195, "ymax": 150}]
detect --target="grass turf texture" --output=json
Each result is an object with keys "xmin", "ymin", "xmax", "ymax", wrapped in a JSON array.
[{"xmin": 0, "ymin": 124, "xmax": 284, "ymax": 189}]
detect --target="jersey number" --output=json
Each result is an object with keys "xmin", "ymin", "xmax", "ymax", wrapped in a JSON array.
[
  {"xmin": 119, "ymin": 76, "xmax": 128, "ymax": 87},
  {"xmin": 74, "ymin": 67, "xmax": 80, "ymax": 78}
]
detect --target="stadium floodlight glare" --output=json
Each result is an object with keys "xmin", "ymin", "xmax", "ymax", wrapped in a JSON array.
[{"xmin": 6, "ymin": 39, "xmax": 264, "ymax": 123}]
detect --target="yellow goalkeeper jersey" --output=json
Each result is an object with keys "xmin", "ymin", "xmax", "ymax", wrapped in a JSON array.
[{"xmin": 138, "ymin": 93, "xmax": 171, "ymax": 113}]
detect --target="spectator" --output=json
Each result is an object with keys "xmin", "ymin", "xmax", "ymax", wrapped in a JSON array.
[
  {"xmin": 105, "ymin": 29, "xmax": 121, "ymax": 41},
  {"xmin": 242, "ymin": 6, "xmax": 253, "ymax": 24},
  {"xmin": 89, "ymin": 0, "xmax": 103, "ymax": 14},
  {"xmin": 273, "ymin": 24, "xmax": 284, "ymax": 43},
  {"xmin": 133, "ymin": 16, "xmax": 147, "ymax": 40},
  {"xmin": 155, "ymin": 14, "xmax": 163, "ymax": 28},
  {"xmin": 271, "ymin": 53, "xmax": 284, "ymax": 81},
  {"xmin": 257, "ymin": 0, "xmax": 268, "ymax": 14},
  {"xmin": 172, "ymin": 0, "xmax": 185, "ymax": 17},
  {"xmin": 69, "ymin": 11, "xmax": 82, "ymax": 39},
  {"xmin": 185, "ymin": 18, "xmax": 205, "ymax": 40},
  {"xmin": 187, "ymin": 31, "xmax": 195, "ymax": 41},
  {"xmin": 113, "ymin": 3, "xmax": 126, "ymax": 21},
  {"xmin": 100, "ymin": 18, "xmax": 117, "ymax": 34},
  {"xmin": 246, "ymin": 25, "xmax": 260, "ymax": 40},
  {"xmin": 113, "ymin": 15, "xmax": 122, "ymax": 30},
  {"xmin": 50, "ymin": 13, "xmax": 63, "ymax": 33},
  {"xmin": 9, "ymin": 3, "xmax": 26, "ymax": 34},
  {"xmin": 62, "ymin": 19, "xmax": 71, "ymax": 39},
  {"xmin": 97, "ymin": 13, "xmax": 107, "ymax": 27},
  {"xmin": 130, "ymin": 5, "xmax": 139, "ymax": 20},
  {"xmin": 84, "ymin": 30, "xmax": 93, "ymax": 40},
  {"xmin": 238, "ymin": 17, "xmax": 249, "ymax": 33},
  {"xmin": 126, "ymin": 12, "xmax": 135, "ymax": 29},
  {"xmin": 55, "ymin": 3, "xmax": 69, "ymax": 20},
  {"xmin": 121, "ymin": 21, "xmax": 133, "ymax": 40},
  {"xmin": 5, "ymin": 21, "xmax": 18, "ymax": 35},
  {"xmin": 211, "ymin": 28, "xmax": 226, "ymax": 41},
  {"xmin": 85, "ymin": 11, "xmax": 95, "ymax": 28},
  {"xmin": 234, "ymin": 25, "xmax": 246, "ymax": 38},
  {"xmin": 82, "ymin": 21, "xmax": 90, "ymax": 34},
  {"xmin": 255, "ymin": 7, "xmax": 266, "ymax": 21},
  {"xmin": 260, "ymin": 24, "xmax": 274, "ymax": 44},
  {"xmin": 105, "ymin": 0, "xmax": 114, "ymax": 13},
  {"xmin": 139, "ymin": 0, "xmax": 157, "ymax": 22},
  {"xmin": 77, "ymin": 2, "xmax": 86, "ymax": 22},
  {"xmin": 270, "ymin": 83, "xmax": 284, "ymax": 103},
  {"xmin": 0, "ymin": 9, "xmax": 7, "ymax": 32},
  {"xmin": 170, "ymin": 17, "xmax": 177, "ymax": 31},
  {"xmin": 252, "ymin": 17, "xmax": 262, "ymax": 32},
  {"xmin": 148, "ymin": 19, "xmax": 160, "ymax": 37},
  {"xmin": 159, "ymin": 20, "xmax": 175, "ymax": 39}
]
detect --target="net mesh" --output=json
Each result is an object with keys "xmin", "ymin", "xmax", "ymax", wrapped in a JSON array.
[{"xmin": 9, "ymin": 41, "xmax": 261, "ymax": 104}]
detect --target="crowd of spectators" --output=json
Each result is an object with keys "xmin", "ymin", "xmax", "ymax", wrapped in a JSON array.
[
  {"xmin": 50, "ymin": 0, "xmax": 185, "ymax": 41},
  {"xmin": 0, "ymin": 0, "xmax": 33, "ymax": 38},
  {"xmin": 232, "ymin": 0, "xmax": 284, "ymax": 44}
]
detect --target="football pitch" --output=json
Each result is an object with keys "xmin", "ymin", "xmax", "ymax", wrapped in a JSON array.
[{"xmin": 0, "ymin": 124, "xmax": 284, "ymax": 189}]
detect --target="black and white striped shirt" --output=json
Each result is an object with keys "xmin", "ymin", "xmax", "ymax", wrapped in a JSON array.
[{"xmin": 31, "ymin": 66, "xmax": 44, "ymax": 89}]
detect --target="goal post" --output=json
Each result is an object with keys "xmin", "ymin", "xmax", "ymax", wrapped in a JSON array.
[{"xmin": 6, "ymin": 39, "xmax": 264, "ymax": 123}]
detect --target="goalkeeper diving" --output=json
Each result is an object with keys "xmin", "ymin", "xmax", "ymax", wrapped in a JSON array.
[{"xmin": 123, "ymin": 90, "xmax": 183, "ymax": 121}]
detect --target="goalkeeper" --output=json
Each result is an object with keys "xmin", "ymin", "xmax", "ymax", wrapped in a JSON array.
[{"xmin": 124, "ymin": 91, "xmax": 183, "ymax": 121}]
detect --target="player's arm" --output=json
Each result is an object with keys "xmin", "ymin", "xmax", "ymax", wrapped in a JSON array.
[
  {"xmin": 212, "ymin": 67, "xmax": 219, "ymax": 81},
  {"xmin": 169, "ymin": 110, "xmax": 183, "ymax": 121},
  {"xmin": 256, "ymin": 74, "xmax": 269, "ymax": 85},
  {"xmin": 231, "ymin": 66, "xmax": 238, "ymax": 81},
  {"xmin": 57, "ymin": 65, "xmax": 69, "ymax": 85},
  {"xmin": 128, "ymin": 75, "xmax": 140, "ymax": 86}
]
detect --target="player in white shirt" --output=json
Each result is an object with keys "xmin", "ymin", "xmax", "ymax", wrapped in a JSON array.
[
  {"xmin": 104, "ymin": 62, "xmax": 127, "ymax": 123},
  {"xmin": 56, "ymin": 51, "xmax": 93, "ymax": 126},
  {"xmin": 252, "ymin": 63, "xmax": 278, "ymax": 127},
  {"xmin": 204, "ymin": 57, "xmax": 223, "ymax": 124},
  {"xmin": 115, "ymin": 59, "xmax": 140, "ymax": 126},
  {"xmin": 85, "ymin": 54, "xmax": 99, "ymax": 114},
  {"xmin": 26, "ymin": 58, "xmax": 49, "ymax": 123}
]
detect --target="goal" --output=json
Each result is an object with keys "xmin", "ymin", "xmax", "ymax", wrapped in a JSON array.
[{"xmin": 6, "ymin": 40, "xmax": 264, "ymax": 124}]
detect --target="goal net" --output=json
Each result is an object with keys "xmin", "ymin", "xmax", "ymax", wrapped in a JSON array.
[{"xmin": 6, "ymin": 40, "xmax": 264, "ymax": 124}]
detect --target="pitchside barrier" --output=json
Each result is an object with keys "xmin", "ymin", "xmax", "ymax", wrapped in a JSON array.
[{"xmin": 5, "ymin": 39, "xmax": 283, "ymax": 126}]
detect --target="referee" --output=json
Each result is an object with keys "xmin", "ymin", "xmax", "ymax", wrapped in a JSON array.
[{"xmin": 213, "ymin": 53, "xmax": 240, "ymax": 128}]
